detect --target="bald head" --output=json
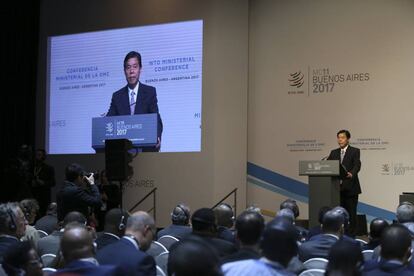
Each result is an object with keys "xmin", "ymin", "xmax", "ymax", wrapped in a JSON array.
[
  {"xmin": 214, "ymin": 203, "xmax": 234, "ymax": 228},
  {"xmin": 125, "ymin": 211, "xmax": 155, "ymax": 251},
  {"xmin": 61, "ymin": 226, "xmax": 94, "ymax": 263},
  {"xmin": 322, "ymin": 210, "xmax": 344, "ymax": 235}
]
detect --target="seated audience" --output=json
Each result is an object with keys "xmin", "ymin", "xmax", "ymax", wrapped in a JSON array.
[
  {"xmin": 54, "ymin": 225, "xmax": 121, "ymax": 276},
  {"xmin": 280, "ymin": 199, "xmax": 308, "ymax": 240},
  {"xmin": 157, "ymin": 204, "xmax": 192, "ymax": 240},
  {"xmin": 168, "ymin": 238, "xmax": 223, "ymax": 276},
  {"xmin": 20, "ymin": 199, "xmax": 40, "ymax": 245},
  {"xmin": 222, "ymin": 210, "xmax": 264, "ymax": 263},
  {"xmin": 0, "ymin": 202, "xmax": 26, "ymax": 263},
  {"xmin": 37, "ymin": 211, "xmax": 86, "ymax": 256},
  {"xmin": 363, "ymin": 218, "xmax": 389, "ymax": 251},
  {"xmin": 325, "ymin": 239, "xmax": 363, "ymax": 276},
  {"xmin": 187, "ymin": 208, "xmax": 237, "ymax": 258},
  {"xmin": 307, "ymin": 206, "xmax": 331, "ymax": 240},
  {"xmin": 222, "ymin": 217, "xmax": 298, "ymax": 276},
  {"xmin": 299, "ymin": 209, "xmax": 344, "ymax": 261},
  {"xmin": 2, "ymin": 241, "xmax": 43, "ymax": 276},
  {"xmin": 214, "ymin": 203, "xmax": 236, "ymax": 243},
  {"xmin": 364, "ymin": 224, "xmax": 414, "ymax": 275},
  {"xmin": 276, "ymin": 208, "xmax": 295, "ymax": 224},
  {"xmin": 34, "ymin": 202, "xmax": 58, "ymax": 234},
  {"xmin": 96, "ymin": 208, "xmax": 129, "ymax": 251},
  {"xmin": 97, "ymin": 211, "xmax": 156, "ymax": 275},
  {"xmin": 57, "ymin": 163, "xmax": 102, "ymax": 221}
]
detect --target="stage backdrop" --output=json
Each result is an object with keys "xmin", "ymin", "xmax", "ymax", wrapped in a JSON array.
[{"xmin": 247, "ymin": 0, "xmax": 414, "ymax": 221}]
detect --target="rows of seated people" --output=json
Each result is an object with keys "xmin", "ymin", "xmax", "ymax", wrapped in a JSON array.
[{"xmin": 1, "ymin": 198, "xmax": 414, "ymax": 275}]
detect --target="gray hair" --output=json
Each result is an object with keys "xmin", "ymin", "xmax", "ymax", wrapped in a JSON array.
[
  {"xmin": 0, "ymin": 202, "xmax": 21, "ymax": 234},
  {"xmin": 397, "ymin": 203, "xmax": 414, "ymax": 223},
  {"xmin": 126, "ymin": 211, "xmax": 155, "ymax": 232}
]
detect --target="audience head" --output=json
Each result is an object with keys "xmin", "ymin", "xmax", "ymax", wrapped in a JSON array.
[
  {"xmin": 396, "ymin": 202, "xmax": 414, "ymax": 223},
  {"xmin": 245, "ymin": 205, "xmax": 261, "ymax": 214},
  {"xmin": 276, "ymin": 208, "xmax": 295, "ymax": 224},
  {"xmin": 46, "ymin": 202, "xmax": 58, "ymax": 216},
  {"xmin": 191, "ymin": 208, "xmax": 217, "ymax": 236},
  {"xmin": 2, "ymin": 241, "xmax": 43, "ymax": 276},
  {"xmin": 318, "ymin": 206, "xmax": 332, "ymax": 225},
  {"xmin": 0, "ymin": 202, "xmax": 27, "ymax": 238},
  {"xmin": 20, "ymin": 199, "xmax": 39, "ymax": 225},
  {"xmin": 213, "ymin": 203, "xmax": 234, "ymax": 229},
  {"xmin": 125, "ymin": 211, "xmax": 156, "ymax": 251},
  {"xmin": 235, "ymin": 211, "xmax": 265, "ymax": 247},
  {"xmin": 325, "ymin": 239, "xmax": 363, "ymax": 276},
  {"xmin": 332, "ymin": 206, "xmax": 349, "ymax": 229},
  {"xmin": 63, "ymin": 211, "xmax": 87, "ymax": 228},
  {"xmin": 168, "ymin": 238, "xmax": 222, "ymax": 276},
  {"xmin": 35, "ymin": 148, "xmax": 47, "ymax": 163},
  {"xmin": 171, "ymin": 204, "xmax": 191, "ymax": 226},
  {"xmin": 369, "ymin": 218, "xmax": 389, "ymax": 240},
  {"xmin": 381, "ymin": 224, "xmax": 412, "ymax": 263},
  {"xmin": 65, "ymin": 163, "xmax": 85, "ymax": 185},
  {"xmin": 280, "ymin": 199, "xmax": 299, "ymax": 218},
  {"xmin": 61, "ymin": 225, "xmax": 95, "ymax": 264},
  {"xmin": 322, "ymin": 209, "xmax": 345, "ymax": 236},
  {"xmin": 260, "ymin": 217, "xmax": 298, "ymax": 267},
  {"xmin": 104, "ymin": 208, "xmax": 129, "ymax": 237}
]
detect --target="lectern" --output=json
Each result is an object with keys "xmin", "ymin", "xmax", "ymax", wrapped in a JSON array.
[{"xmin": 299, "ymin": 160, "xmax": 341, "ymax": 227}]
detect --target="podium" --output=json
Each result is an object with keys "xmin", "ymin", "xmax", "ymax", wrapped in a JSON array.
[
  {"xmin": 299, "ymin": 160, "xmax": 341, "ymax": 227},
  {"xmin": 91, "ymin": 113, "xmax": 158, "ymax": 152}
]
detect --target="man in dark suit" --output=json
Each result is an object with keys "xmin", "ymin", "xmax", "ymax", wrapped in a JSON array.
[
  {"xmin": 54, "ymin": 226, "xmax": 122, "ymax": 276},
  {"xmin": 97, "ymin": 211, "xmax": 156, "ymax": 276},
  {"xmin": 96, "ymin": 208, "xmax": 129, "ymax": 251},
  {"xmin": 107, "ymin": 51, "xmax": 163, "ymax": 152},
  {"xmin": 328, "ymin": 129, "xmax": 361, "ymax": 236},
  {"xmin": 56, "ymin": 163, "xmax": 102, "ymax": 221},
  {"xmin": 157, "ymin": 204, "xmax": 192, "ymax": 240},
  {"xmin": 363, "ymin": 218, "xmax": 389, "ymax": 251},
  {"xmin": 299, "ymin": 209, "xmax": 344, "ymax": 261},
  {"xmin": 0, "ymin": 203, "xmax": 26, "ymax": 263},
  {"xmin": 35, "ymin": 202, "xmax": 58, "ymax": 235}
]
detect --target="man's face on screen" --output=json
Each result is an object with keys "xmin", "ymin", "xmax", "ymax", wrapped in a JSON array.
[
  {"xmin": 337, "ymin": 133, "xmax": 349, "ymax": 148},
  {"xmin": 124, "ymin": 57, "xmax": 141, "ymax": 87}
]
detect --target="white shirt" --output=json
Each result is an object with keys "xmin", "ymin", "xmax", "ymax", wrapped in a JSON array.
[
  {"xmin": 128, "ymin": 82, "xmax": 140, "ymax": 105},
  {"xmin": 341, "ymin": 145, "xmax": 349, "ymax": 154}
]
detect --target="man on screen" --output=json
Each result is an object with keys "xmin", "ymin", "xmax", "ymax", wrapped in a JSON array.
[
  {"xmin": 107, "ymin": 51, "xmax": 163, "ymax": 152},
  {"xmin": 327, "ymin": 129, "xmax": 361, "ymax": 236}
]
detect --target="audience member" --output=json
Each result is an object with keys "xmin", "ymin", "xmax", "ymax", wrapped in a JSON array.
[
  {"xmin": 2, "ymin": 241, "xmax": 43, "ymax": 276},
  {"xmin": 280, "ymin": 199, "xmax": 308, "ymax": 240},
  {"xmin": 54, "ymin": 225, "xmax": 121, "ymax": 276},
  {"xmin": 168, "ymin": 238, "xmax": 223, "ymax": 276},
  {"xmin": 20, "ymin": 199, "xmax": 40, "ymax": 245},
  {"xmin": 307, "ymin": 206, "xmax": 331, "ymax": 240},
  {"xmin": 363, "ymin": 218, "xmax": 389, "ymax": 251},
  {"xmin": 325, "ymin": 239, "xmax": 363, "ymax": 276},
  {"xmin": 188, "ymin": 208, "xmax": 237, "ymax": 258},
  {"xmin": 37, "ymin": 211, "xmax": 86, "ymax": 256},
  {"xmin": 222, "ymin": 211, "xmax": 264, "ymax": 263},
  {"xmin": 214, "ymin": 203, "xmax": 235, "ymax": 243},
  {"xmin": 96, "ymin": 208, "xmax": 129, "ymax": 251},
  {"xmin": 157, "ymin": 204, "xmax": 192, "ymax": 240},
  {"xmin": 97, "ymin": 211, "xmax": 156, "ymax": 275},
  {"xmin": 57, "ymin": 163, "xmax": 102, "ymax": 221},
  {"xmin": 34, "ymin": 202, "xmax": 58, "ymax": 235},
  {"xmin": 299, "ymin": 209, "xmax": 344, "ymax": 261},
  {"xmin": 222, "ymin": 217, "xmax": 298, "ymax": 276},
  {"xmin": 0, "ymin": 202, "xmax": 26, "ymax": 263}
]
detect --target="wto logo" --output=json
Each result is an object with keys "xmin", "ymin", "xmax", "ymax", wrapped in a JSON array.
[
  {"xmin": 289, "ymin": 71, "xmax": 304, "ymax": 88},
  {"xmin": 105, "ymin": 122, "xmax": 114, "ymax": 134}
]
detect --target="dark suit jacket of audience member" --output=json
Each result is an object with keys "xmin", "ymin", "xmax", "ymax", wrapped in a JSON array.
[
  {"xmin": 53, "ymin": 260, "xmax": 123, "ymax": 276},
  {"xmin": 298, "ymin": 234, "xmax": 339, "ymax": 262},
  {"xmin": 221, "ymin": 248, "xmax": 260, "ymax": 264},
  {"xmin": 156, "ymin": 224, "xmax": 192, "ymax": 240},
  {"xmin": 96, "ymin": 237, "xmax": 156, "ymax": 276},
  {"xmin": 35, "ymin": 214, "xmax": 58, "ymax": 235},
  {"xmin": 364, "ymin": 259, "xmax": 414, "ymax": 276},
  {"xmin": 0, "ymin": 236, "xmax": 19, "ymax": 263},
  {"xmin": 57, "ymin": 181, "xmax": 101, "ymax": 221},
  {"xmin": 96, "ymin": 233, "xmax": 120, "ymax": 251},
  {"xmin": 37, "ymin": 230, "xmax": 63, "ymax": 256},
  {"xmin": 217, "ymin": 226, "xmax": 236, "ymax": 243},
  {"xmin": 186, "ymin": 233, "xmax": 237, "ymax": 258}
]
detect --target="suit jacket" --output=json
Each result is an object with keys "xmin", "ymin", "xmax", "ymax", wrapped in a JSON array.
[
  {"xmin": 156, "ymin": 224, "xmax": 192, "ymax": 240},
  {"xmin": 96, "ymin": 232, "xmax": 120, "ymax": 251},
  {"xmin": 328, "ymin": 145, "xmax": 362, "ymax": 196},
  {"xmin": 221, "ymin": 248, "xmax": 261, "ymax": 264},
  {"xmin": 298, "ymin": 234, "xmax": 339, "ymax": 262},
  {"xmin": 35, "ymin": 214, "xmax": 58, "ymax": 235},
  {"xmin": 363, "ymin": 259, "xmax": 414, "ymax": 276},
  {"xmin": 0, "ymin": 236, "xmax": 19, "ymax": 263},
  {"xmin": 96, "ymin": 237, "xmax": 156, "ymax": 276},
  {"xmin": 53, "ymin": 259, "xmax": 123, "ymax": 276},
  {"xmin": 56, "ymin": 181, "xmax": 102, "ymax": 221},
  {"xmin": 185, "ymin": 233, "xmax": 238, "ymax": 258},
  {"xmin": 106, "ymin": 83, "xmax": 163, "ymax": 142},
  {"xmin": 37, "ymin": 230, "xmax": 63, "ymax": 256}
]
